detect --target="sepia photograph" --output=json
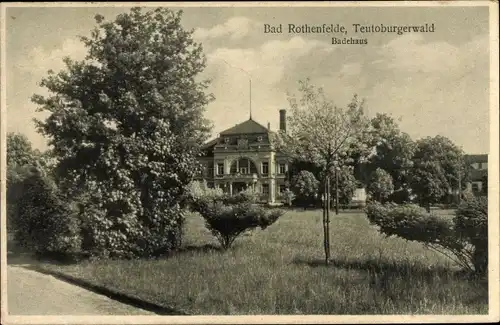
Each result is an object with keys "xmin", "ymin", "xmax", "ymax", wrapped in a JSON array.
[{"xmin": 1, "ymin": 1, "xmax": 498, "ymax": 324}]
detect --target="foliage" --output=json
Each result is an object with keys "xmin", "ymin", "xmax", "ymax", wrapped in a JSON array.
[
  {"xmin": 272, "ymin": 79, "xmax": 372, "ymax": 173},
  {"xmin": 409, "ymin": 136, "xmax": 467, "ymax": 210},
  {"xmin": 14, "ymin": 168, "xmax": 82, "ymax": 257},
  {"xmin": 31, "ymin": 7, "xmax": 213, "ymax": 258},
  {"xmin": 190, "ymin": 188, "xmax": 283, "ymax": 250},
  {"xmin": 408, "ymin": 160, "xmax": 449, "ymax": 211},
  {"xmin": 366, "ymin": 200, "xmax": 488, "ymax": 275},
  {"xmin": 334, "ymin": 166, "xmax": 359, "ymax": 205},
  {"xmin": 386, "ymin": 187, "xmax": 413, "ymax": 204},
  {"xmin": 454, "ymin": 196, "xmax": 488, "ymax": 275},
  {"xmin": 278, "ymin": 189, "xmax": 296, "ymax": 206},
  {"xmin": 7, "ymin": 132, "xmax": 38, "ymax": 168},
  {"xmin": 481, "ymin": 174, "xmax": 488, "ymax": 196},
  {"xmin": 291, "ymin": 170, "xmax": 319, "ymax": 207},
  {"xmin": 199, "ymin": 202, "xmax": 283, "ymax": 250},
  {"xmin": 187, "ymin": 180, "xmax": 224, "ymax": 203},
  {"xmin": 367, "ymin": 114, "xmax": 416, "ymax": 189},
  {"xmin": 367, "ymin": 168, "xmax": 394, "ymax": 202},
  {"xmin": 6, "ymin": 133, "xmax": 54, "ymax": 233}
]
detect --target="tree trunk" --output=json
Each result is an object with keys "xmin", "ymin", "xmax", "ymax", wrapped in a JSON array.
[
  {"xmin": 322, "ymin": 179, "xmax": 329, "ymax": 265},
  {"xmin": 335, "ymin": 168, "xmax": 339, "ymax": 215},
  {"xmin": 326, "ymin": 177, "xmax": 331, "ymax": 264}
]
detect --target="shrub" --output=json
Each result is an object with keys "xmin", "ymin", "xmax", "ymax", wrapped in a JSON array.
[
  {"xmin": 454, "ymin": 196, "xmax": 488, "ymax": 275},
  {"xmin": 198, "ymin": 201, "xmax": 283, "ymax": 249},
  {"xmin": 366, "ymin": 200, "xmax": 487, "ymax": 275},
  {"xmin": 14, "ymin": 168, "xmax": 82, "ymax": 258},
  {"xmin": 189, "ymin": 187, "xmax": 284, "ymax": 250}
]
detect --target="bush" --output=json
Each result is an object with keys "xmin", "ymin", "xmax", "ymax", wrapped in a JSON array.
[
  {"xmin": 199, "ymin": 201, "xmax": 283, "ymax": 249},
  {"xmin": 189, "ymin": 186, "xmax": 284, "ymax": 249},
  {"xmin": 366, "ymin": 200, "xmax": 487, "ymax": 275},
  {"xmin": 14, "ymin": 168, "xmax": 81, "ymax": 258},
  {"xmin": 454, "ymin": 196, "xmax": 488, "ymax": 275}
]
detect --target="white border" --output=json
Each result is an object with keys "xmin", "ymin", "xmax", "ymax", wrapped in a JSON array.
[{"xmin": 1, "ymin": 1, "xmax": 498, "ymax": 324}]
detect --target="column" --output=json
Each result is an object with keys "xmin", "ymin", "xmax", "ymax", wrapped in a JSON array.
[
  {"xmin": 269, "ymin": 177, "xmax": 276, "ymax": 203},
  {"xmin": 268, "ymin": 152, "xmax": 276, "ymax": 203},
  {"xmin": 229, "ymin": 182, "xmax": 233, "ymax": 196}
]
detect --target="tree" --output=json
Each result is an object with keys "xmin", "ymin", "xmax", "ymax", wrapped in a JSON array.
[
  {"xmin": 367, "ymin": 168, "xmax": 394, "ymax": 202},
  {"xmin": 6, "ymin": 133, "xmax": 49, "ymax": 234},
  {"xmin": 7, "ymin": 132, "xmax": 37, "ymax": 168},
  {"xmin": 367, "ymin": 113, "xmax": 416, "ymax": 189},
  {"xmin": 336, "ymin": 165, "xmax": 359, "ymax": 206},
  {"xmin": 410, "ymin": 136, "xmax": 467, "ymax": 210},
  {"xmin": 31, "ymin": 7, "xmax": 213, "ymax": 258},
  {"xmin": 272, "ymin": 79, "xmax": 372, "ymax": 265},
  {"xmin": 408, "ymin": 160, "xmax": 448, "ymax": 212},
  {"xmin": 291, "ymin": 170, "xmax": 319, "ymax": 208}
]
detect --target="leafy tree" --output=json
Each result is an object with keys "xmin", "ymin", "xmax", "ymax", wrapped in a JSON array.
[
  {"xmin": 336, "ymin": 165, "xmax": 359, "ymax": 206},
  {"xmin": 31, "ymin": 7, "xmax": 213, "ymax": 258},
  {"xmin": 414, "ymin": 136, "xmax": 467, "ymax": 192},
  {"xmin": 291, "ymin": 170, "xmax": 319, "ymax": 208},
  {"xmin": 367, "ymin": 168, "xmax": 394, "ymax": 202},
  {"xmin": 368, "ymin": 114, "xmax": 416, "ymax": 189},
  {"xmin": 408, "ymin": 161, "xmax": 448, "ymax": 212},
  {"xmin": 7, "ymin": 132, "xmax": 37, "ymax": 168},
  {"xmin": 272, "ymin": 79, "xmax": 372, "ymax": 265}
]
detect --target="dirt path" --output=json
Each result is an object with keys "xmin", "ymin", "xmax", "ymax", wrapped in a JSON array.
[{"xmin": 7, "ymin": 265, "xmax": 156, "ymax": 315}]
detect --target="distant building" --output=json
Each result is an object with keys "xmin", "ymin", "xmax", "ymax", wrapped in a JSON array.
[
  {"xmin": 465, "ymin": 154, "xmax": 488, "ymax": 194},
  {"xmin": 196, "ymin": 110, "xmax": 289, "ymax": 204}
]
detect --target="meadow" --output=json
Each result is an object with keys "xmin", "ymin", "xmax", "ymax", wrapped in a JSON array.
[{"xmin": 35, "ymin": 209, "xmax": 488, "ymax": 315}]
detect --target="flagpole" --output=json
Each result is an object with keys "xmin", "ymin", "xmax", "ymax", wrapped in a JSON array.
[{"xmin": 220, "ymin": 59, "xmax": 252, "ymax": 120}]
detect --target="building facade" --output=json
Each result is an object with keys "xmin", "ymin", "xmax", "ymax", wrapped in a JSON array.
[
  {"xmin": 196, "ymin": 110, "xmax": 289, "ymax": 204},
  {"xmin": 465, "ymin": 154, "xmax": 488, "ymax": 194}
]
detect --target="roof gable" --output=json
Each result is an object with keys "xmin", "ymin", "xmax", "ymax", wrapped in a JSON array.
[{"xmin": 220, "ymin": 118, "xmax": 269, "ymax": 135}]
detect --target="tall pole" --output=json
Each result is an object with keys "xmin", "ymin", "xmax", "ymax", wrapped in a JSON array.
[{"xmin": 249, "ymin": 79, "xmax": 252, "ymax": 119}]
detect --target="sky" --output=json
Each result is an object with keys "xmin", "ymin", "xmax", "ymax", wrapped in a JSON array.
[{"xmin": 4, "ymin": 4, "xmax": 491, "ymax": 154}]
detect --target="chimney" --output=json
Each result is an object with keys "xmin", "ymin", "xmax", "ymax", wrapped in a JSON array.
[
  {"xmin": 267, "ymin": 122, "xmax": 271, "ymax": 130},
  {"xmin": 279, "ymin": 109, "xmax": 286, "ymax": 132}
]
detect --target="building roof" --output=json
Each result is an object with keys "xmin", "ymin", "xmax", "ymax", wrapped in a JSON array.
[
  {"xmin": 220, "ymin": 118, "xmax": 269, "ymax": 136},
  {"xmin": 465, "ymin": 154, "xmax": 488, "ymax": 163}
]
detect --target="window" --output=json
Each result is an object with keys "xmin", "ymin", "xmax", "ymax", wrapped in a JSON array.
[
  {"xmin": 240, "ymin": 167, "xmax": 248, "ymax": 174},
  {"xmin": 472, "ymin": 182, "xmax": 480, "ymax": 192},
  {"xmin": 262, "ymin": 162, "xmax": 269, "ymax": 175},
  {"xmin": 217, "ymin": 163, "xmax": 224, "ymax": 175},
  {"xmin": 279, "ymin": 163, "xmax": 286, "ymax": 174},
  {"xmin": 262, "ymin": 184, "xmax": 269, "ymax": 195}
]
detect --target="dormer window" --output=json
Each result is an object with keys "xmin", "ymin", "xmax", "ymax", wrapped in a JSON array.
[
  {"xmin": 224, "ymin": 137, "xmax": 230, "ymax": 144},
  {"xmin": 257, "ymin": 136, "xmax": 263, "ymax": 142}
]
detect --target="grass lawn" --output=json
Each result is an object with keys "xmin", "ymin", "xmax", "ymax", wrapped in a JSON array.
[{"xmin": 35, "ymin": 209, "xmax": 488, "ymax": 315}]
